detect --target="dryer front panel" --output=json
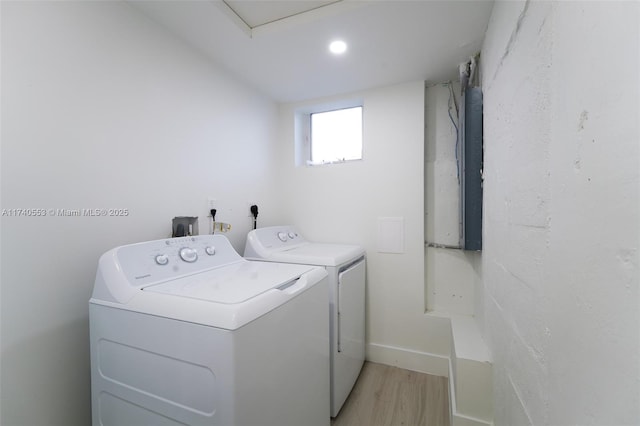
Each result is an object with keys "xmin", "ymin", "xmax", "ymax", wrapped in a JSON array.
[{"xmin": 334, "ymin": 257, "xmax": 366, "ymax": 415}]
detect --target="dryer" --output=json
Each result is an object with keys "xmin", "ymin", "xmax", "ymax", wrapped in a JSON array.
[
  {"xmin": 244, "ymin": 226, "xmax": 365, "ymax": 417},
  {"xmin": 90, "ymin": 234, "xmax": 330, "ymax": 426}
]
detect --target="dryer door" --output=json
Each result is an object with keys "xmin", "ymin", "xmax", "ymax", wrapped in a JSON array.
[{"xmin": 337, "ymin": 258, "xmax": 366, "ymax": 358}]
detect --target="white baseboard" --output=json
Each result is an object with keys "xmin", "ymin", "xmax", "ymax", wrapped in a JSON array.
[
  {"xmin": 453, "ymin": 413, "xmax": 493, "ymax": 426},
  {"xmin": 366, "ymin": 342, "xmax": 449, "ymax": 377}
]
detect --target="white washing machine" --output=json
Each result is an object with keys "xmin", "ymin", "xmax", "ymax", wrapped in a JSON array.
[
  {"xmin": 244, "ymin": 226, "xmax": 365, "ymax": 417},
  {"xmin": 89, "ymin": 234, "xmax": 330, "ymax": 426}
]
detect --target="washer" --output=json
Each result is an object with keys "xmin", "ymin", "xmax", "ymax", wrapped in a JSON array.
[
  {"xmin": 244, "ymin": 226, "xmax": 365, "ymax": 417},
  {"xmin": 90, "ymin": 234, "xmax": 330, "ymax": 426}
]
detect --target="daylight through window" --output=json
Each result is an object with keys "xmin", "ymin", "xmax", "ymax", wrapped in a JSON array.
[{"xmin": 310, "ymin": 106, "xmax": 362, "ymax": 164}]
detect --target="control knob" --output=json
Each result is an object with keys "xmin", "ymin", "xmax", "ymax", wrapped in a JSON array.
[{"xmin": 179, "ymin": 247, "xmax": 198, "ymax": 263}]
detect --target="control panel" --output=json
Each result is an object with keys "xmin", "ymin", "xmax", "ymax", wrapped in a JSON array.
[
  {"xmin": 114, "ymin": 235, "xmax": 243, "ymax": 287},
  {"xmin": 251, "ymin": 226, "xmax": 306, "ymax": 249},
  {"xmin": 277, "ymin": 230, "xmax": 300, "ymax": 243}
]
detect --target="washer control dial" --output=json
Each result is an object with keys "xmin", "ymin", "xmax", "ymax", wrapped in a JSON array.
[
  {"xmin": 179, "ymin": 247, "xmax": 198, "ymax": 263},
  {"xmin": 288, "ymin": 231, "xmax": 296, "ymax": 239},
  {"xmin": 205, "ymin": 246, "xmax": 216, "ymax": 256},
  {"xmin": 277, "ymin": 232, "xmax": 288, "ymax": 242},
  {"xmin": 155, "ymin": 254, "xmax": 169, "ymax": 265}
]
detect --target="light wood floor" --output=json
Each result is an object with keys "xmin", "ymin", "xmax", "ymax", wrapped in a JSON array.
[{"xmin": 331, "ymin": 362, "xmax": 450, "ymax": 426}]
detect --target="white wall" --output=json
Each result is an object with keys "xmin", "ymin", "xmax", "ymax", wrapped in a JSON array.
[
  {"xmin": 1, "ymin": 2, "xmax": 280, "ymax": 425},
  {"xmin": 481, "ymin": 1, "xmax": 639, "ymax": 425},
  {"xmin": 278, "ymin": 81, "xmax": 451, "ymax": 371}
]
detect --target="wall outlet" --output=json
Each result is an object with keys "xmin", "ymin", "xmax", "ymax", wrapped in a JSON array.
[{"xmin": 247, "ymin": 202, "xmax": 257, "ymax": 217}]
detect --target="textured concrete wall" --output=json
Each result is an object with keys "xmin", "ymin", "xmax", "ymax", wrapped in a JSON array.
[{"xmin": 481, "ymin": 1, "xmax": 639, "ymax": 424}]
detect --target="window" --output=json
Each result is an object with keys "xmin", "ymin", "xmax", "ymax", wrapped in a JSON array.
[{"xmin": 309, "ymin": 106, "xmax": 363, "ymax": 164}]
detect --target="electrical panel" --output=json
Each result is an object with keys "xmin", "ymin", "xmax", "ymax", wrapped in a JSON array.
[{"xmin": 461, "ymin": 87, "xmax": 483, "ymax": 251}]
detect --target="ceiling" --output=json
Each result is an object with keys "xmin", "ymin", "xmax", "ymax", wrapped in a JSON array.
[
  {"xmin": 129, "ymin": 0, "xmax": 494, "ymax": 103},
  {"xmin": 224, "ymin": 0, "xmax": 342, "ymax": 28}
]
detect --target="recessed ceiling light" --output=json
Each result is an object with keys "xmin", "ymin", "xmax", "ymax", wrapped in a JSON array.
[{"xmin": 329, "ymin": 40, "xmax": 347, "ymax": 55}]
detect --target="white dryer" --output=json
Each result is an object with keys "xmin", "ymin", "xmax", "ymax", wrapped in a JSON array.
[
  {"xmin": 244, "ymin": 226, "xmax": 365, "ymax": 417},
  {"xmin": 90, "ymin": 234, "xmax": 330, "ymax": 426}
]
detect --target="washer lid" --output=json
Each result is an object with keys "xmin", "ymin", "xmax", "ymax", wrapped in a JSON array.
[
  {"xmin": 95, "ymin": 261, "xmax": 328, "ymax": 330},
  {"xmin": 143, "ymin": 261, "xmax": 315, "ymax": 304},
  {"xmin": 258, "ymin": 243, "xmax": 365, "ymax": 267}
]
